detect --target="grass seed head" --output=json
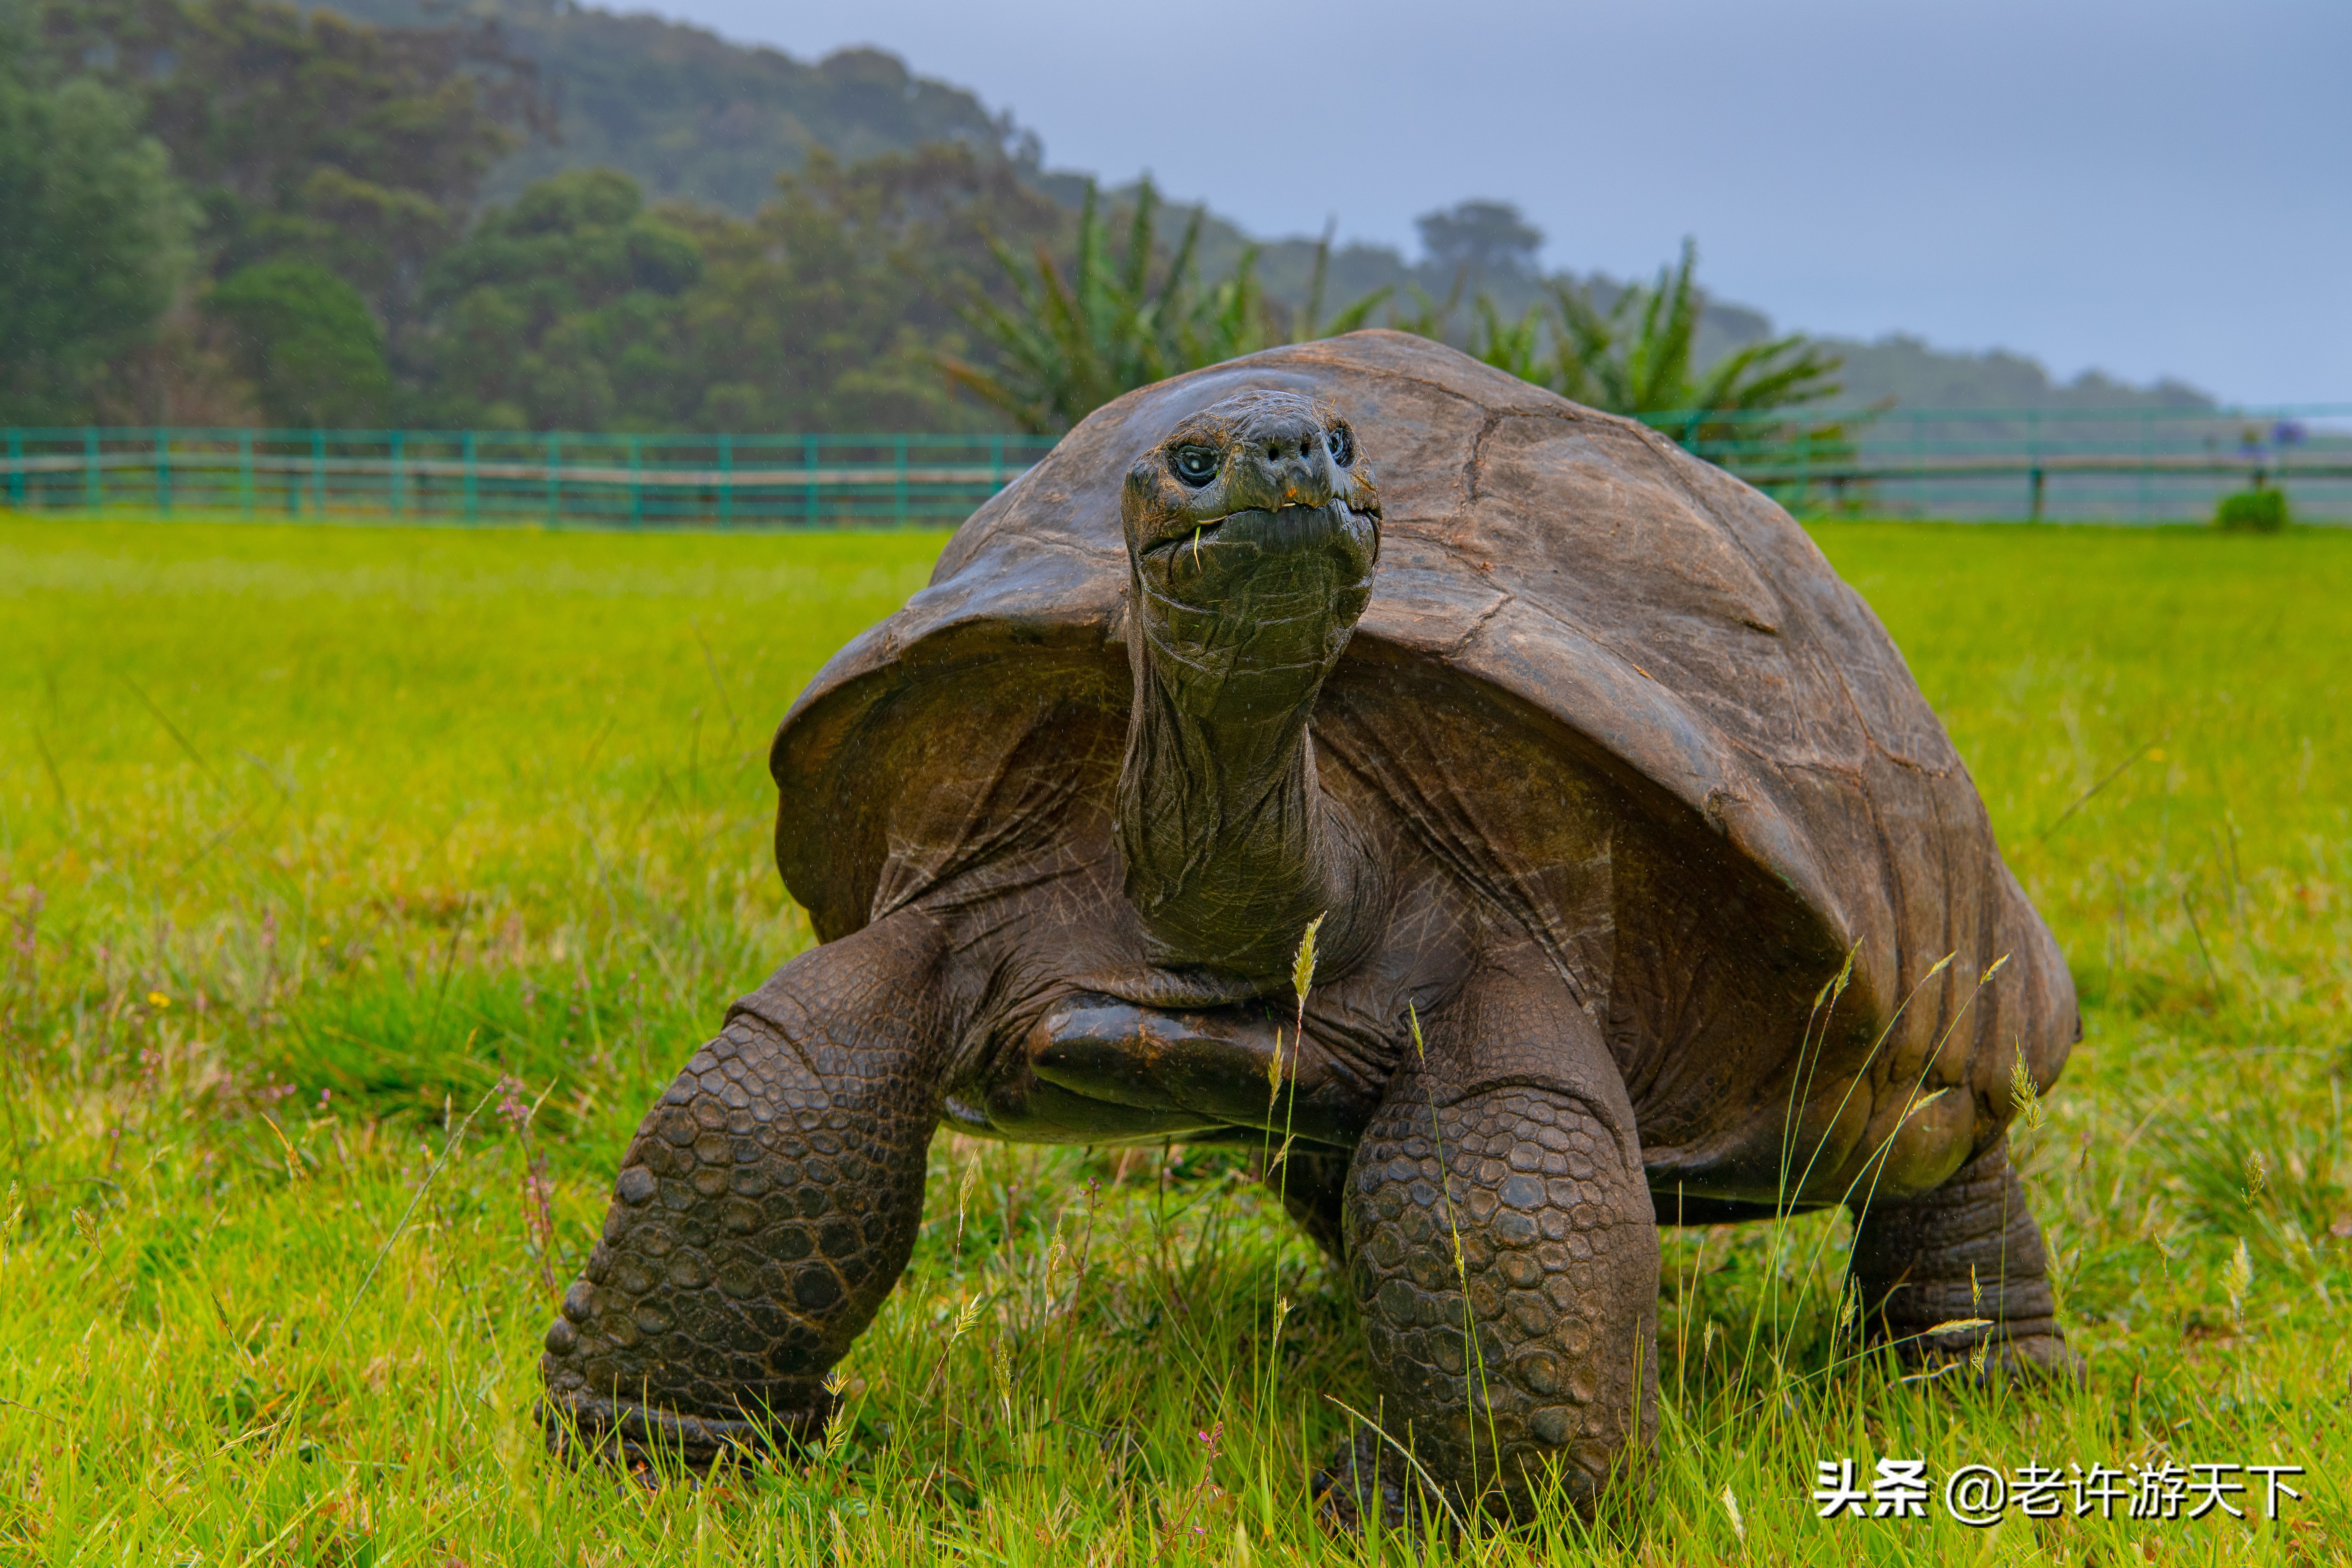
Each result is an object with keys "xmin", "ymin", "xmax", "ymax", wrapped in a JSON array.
[
  {"xmin": 1721, "ymin": 1485, "xmax": 1745, "ymax": 1542},
  {"xmin": 1814, "ymin": 942, "xmax": 1858, "ymax": 1012},
  {"xmin": 1291, "ymin": 913, "xmax": 1324, "ymax": 1009},
  {"xmin": 818, "ymin": 1372, "xmax": 854, "ymax": 1460},
  {"xmin": 2243, "ymin": 1149, "xmax": 2269, "ymax": 1201},
  {"xmin": 2009, "ymin": 1044, "xmax": 2047, "ymax": 1132},
  {"xmin": 989, "ymin": 1335, "xmax": 1013, "ymax": 1403},
  {"xmin": 2225, "ymin": 1236, "xmax": 2254, "ymax": 1318}
]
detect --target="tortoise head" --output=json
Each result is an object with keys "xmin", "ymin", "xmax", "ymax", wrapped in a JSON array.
[{"xmin": 1121, "ymin": 389, "xmax": 1381, "ymax": 724}]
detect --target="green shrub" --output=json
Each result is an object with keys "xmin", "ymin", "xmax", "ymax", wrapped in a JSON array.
[
  {"xmin": 2214, "ymin": 485, "xmax": 2289, "ymax": 532},
  {"xmin": 208, "ymin": 259, "xmax": 391, "ymax": 428}
]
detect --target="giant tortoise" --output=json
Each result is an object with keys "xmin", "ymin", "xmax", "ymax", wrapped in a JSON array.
[{"xmin": 540, "ymin": 329, "xmax": 2078, "ymax": 1522}]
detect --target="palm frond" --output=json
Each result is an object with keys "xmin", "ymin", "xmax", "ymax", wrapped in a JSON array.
[{"xmin": 941, "ymin": 176, "xmax": 1374, "ymax": 430}]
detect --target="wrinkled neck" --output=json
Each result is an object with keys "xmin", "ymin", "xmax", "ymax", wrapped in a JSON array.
[{"xmin": 1114, "ymin": 639, "xmax": 1380, "ymax": 982}]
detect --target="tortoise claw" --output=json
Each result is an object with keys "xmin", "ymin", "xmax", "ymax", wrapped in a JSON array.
[{"xmin": 538, "ymin": 1383, "xmax": 830, "ymax": 1474}]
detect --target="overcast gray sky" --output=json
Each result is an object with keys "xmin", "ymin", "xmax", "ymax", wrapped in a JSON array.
[{"xmin": 647, "ymin": 0, "xmax": 2341, "ymax": 404}]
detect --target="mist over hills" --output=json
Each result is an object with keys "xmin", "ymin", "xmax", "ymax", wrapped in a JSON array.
[
  {"xmin": 325, "ymin": 0, "xmax": 2213, "ymax": 413},
  {"xmin": 320, "ymin": 0, "xmax": 1023, "ymax": 211}
]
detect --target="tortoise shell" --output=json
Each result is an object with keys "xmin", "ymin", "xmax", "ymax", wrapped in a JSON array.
[{"xmin": 768, "ymin": 330, "xmax": 2074, "ymax": 1203}]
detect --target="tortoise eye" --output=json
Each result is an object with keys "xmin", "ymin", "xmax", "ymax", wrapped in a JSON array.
[
  {"xmin": 1326, "ymin": 425, "xmax": 1354, "ymax": 466},
  {"xmin": 1172, "ymin": 444, "xmax": 1220, "ymax": 485}
]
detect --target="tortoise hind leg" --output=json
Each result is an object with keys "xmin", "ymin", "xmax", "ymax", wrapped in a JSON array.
[
  {"xmin": 540, "ymin": 909, "xmax": 958, "ymax": 1466},
  {"xmin": 1847, "ymin": 1134, "xmax": 2080, "ymax": 1380}
]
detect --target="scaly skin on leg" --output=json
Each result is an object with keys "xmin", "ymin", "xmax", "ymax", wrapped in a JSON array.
[
  {"xmin": 1319, "ymin": 951, "xmax": 1659, "ymax": 1527},
  {"xmin": 540, "ymin": 911, "xmax": 957, "ymax": 1465},
  {"xmin": 1847, "ymin": 1135, "xmax": 2078, "ymax": 1379}
]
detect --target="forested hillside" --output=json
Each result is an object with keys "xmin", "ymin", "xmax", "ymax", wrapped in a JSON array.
[
  {"xmin": 2, "ymin": 0, "xmax": 2215, "ymax": 434},
  {"xmin": 1824, "ymin": 335, "xmax": 2214, "ymax": 412},
  {"xmin": 3, "ymin": 0, "xmax": 1077, "ymax": 429},
  {"xmin": 332, "ymin": 0, "xmax": 2218, "ymax": 415}
]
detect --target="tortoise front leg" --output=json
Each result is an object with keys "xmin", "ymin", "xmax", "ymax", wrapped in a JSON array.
[
  {"xmin": 1847, "ymin": 1134, "xmax": 2079, "ymax": 1380},
  {"xmin": 540, "ymin": 910, "xmax": 958, "ymax": 1466},
  {"xmin": 1318, "ymin": 944, "xmax": 1659, "ymax": 1527}
]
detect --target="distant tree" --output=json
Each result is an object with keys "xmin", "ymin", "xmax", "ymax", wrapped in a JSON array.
[
  {"xmin": 411, "ymin": 146, "xmax": 1065, "ymax": 431},
  {"xmin": 208, "ymin": 259, "xmax": 390, "ymax": 427},
  {"xmin": 679, "ymin": 143, "xmax": 1065, "ymax": 431},
  {"xmin": 34, "ymin": 0, "xmax": 548, "ymax": 368},
  {"xmin": 1416, "ymin": 199, "xmax": 1544, "ymax": 284},
  {"xmin": 1474, "ymin": 240, "xmax": 1844, "ymax": 449},
  {"xmin": 0, "ymin": 31, "xmax": 191, "ymax": 422},
  {"xmin": 415, "ymin": 169, "xmax": 700, "ymax": 430}
]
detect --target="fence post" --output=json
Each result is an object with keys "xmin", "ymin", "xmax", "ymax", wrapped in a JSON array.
[
  {"xmin": 719, "ymin": 433, "xmax": 733, "ymax": 529},
  {"xmin": 2025, "ymin": 409, "xmax": 2041, "ymax": 522},
  {"xmin": 463, "ymin": 431, "xmax": 478, "ymax": 522},
  {"xmin": 84, "ymin": 427, "xmax": 99, "ymax": 512},
  {"xmin": 5, "ymin": 428, "xmax": 19, "ymax": 510},
  {"xmin": 629, "ymin": 433, "xmax": 643, "ymax": 528},
  {"xmin": 803, "ymin": 434, "xmax": 818, "ymax": 525},
  {"xmin": 546, "ymin": 431, "xmax": 561, "ymax": 527},
  {"xmin": 239, "ymin": 429, "xmax": 254, "ymax": 517},
  {"xmin": 311, "ymin": 429, "xmax": 326, "ymax": 517},
  {"xmin": 990, "ymin": 432, "xmax": 1003, "ymax": 489},
  {"xmin": 2135, "ymin": 409, "xmax": 2154, "ymax": 524},
  {"xmin": 390, "ymin": 429, "xmax": 406, "ymax": 518},
  {"xmin": 894, "ymin": 434, "xmax": 909, "ymax": 524},
  {"xmin": 155, "ymin": 428, "xmax": 172, "ymax": 514}
]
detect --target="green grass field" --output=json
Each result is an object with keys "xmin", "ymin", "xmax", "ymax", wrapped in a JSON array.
[{"xmin": 1, "ymin": 516, "xmax": 2346, "ymax": 1565}]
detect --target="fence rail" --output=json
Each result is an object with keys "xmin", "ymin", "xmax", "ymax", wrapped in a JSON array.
[
  {"xmin": 3, "ymin": 407, "xmax": 2348, "ymax": 527},
  {"xmin": 1646, "ymin": 402, "xmax": 2352, "ymax": 521},
  {"xmin": 0, "ymin": 429, "xmax": 1059, "ymax": 527}
]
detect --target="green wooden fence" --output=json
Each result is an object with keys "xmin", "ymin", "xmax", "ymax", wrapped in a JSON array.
[
  {"xmin": 0, "ymin": 429, "xmax": 1059, "ymax": 527},
  {"xmin": 1655, "ymin": 402, "xmax": 2352, "ymax": 522},
  {"xmin": 2, "ymin": 407, "xmax": 2347, "ymax": 526}
]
